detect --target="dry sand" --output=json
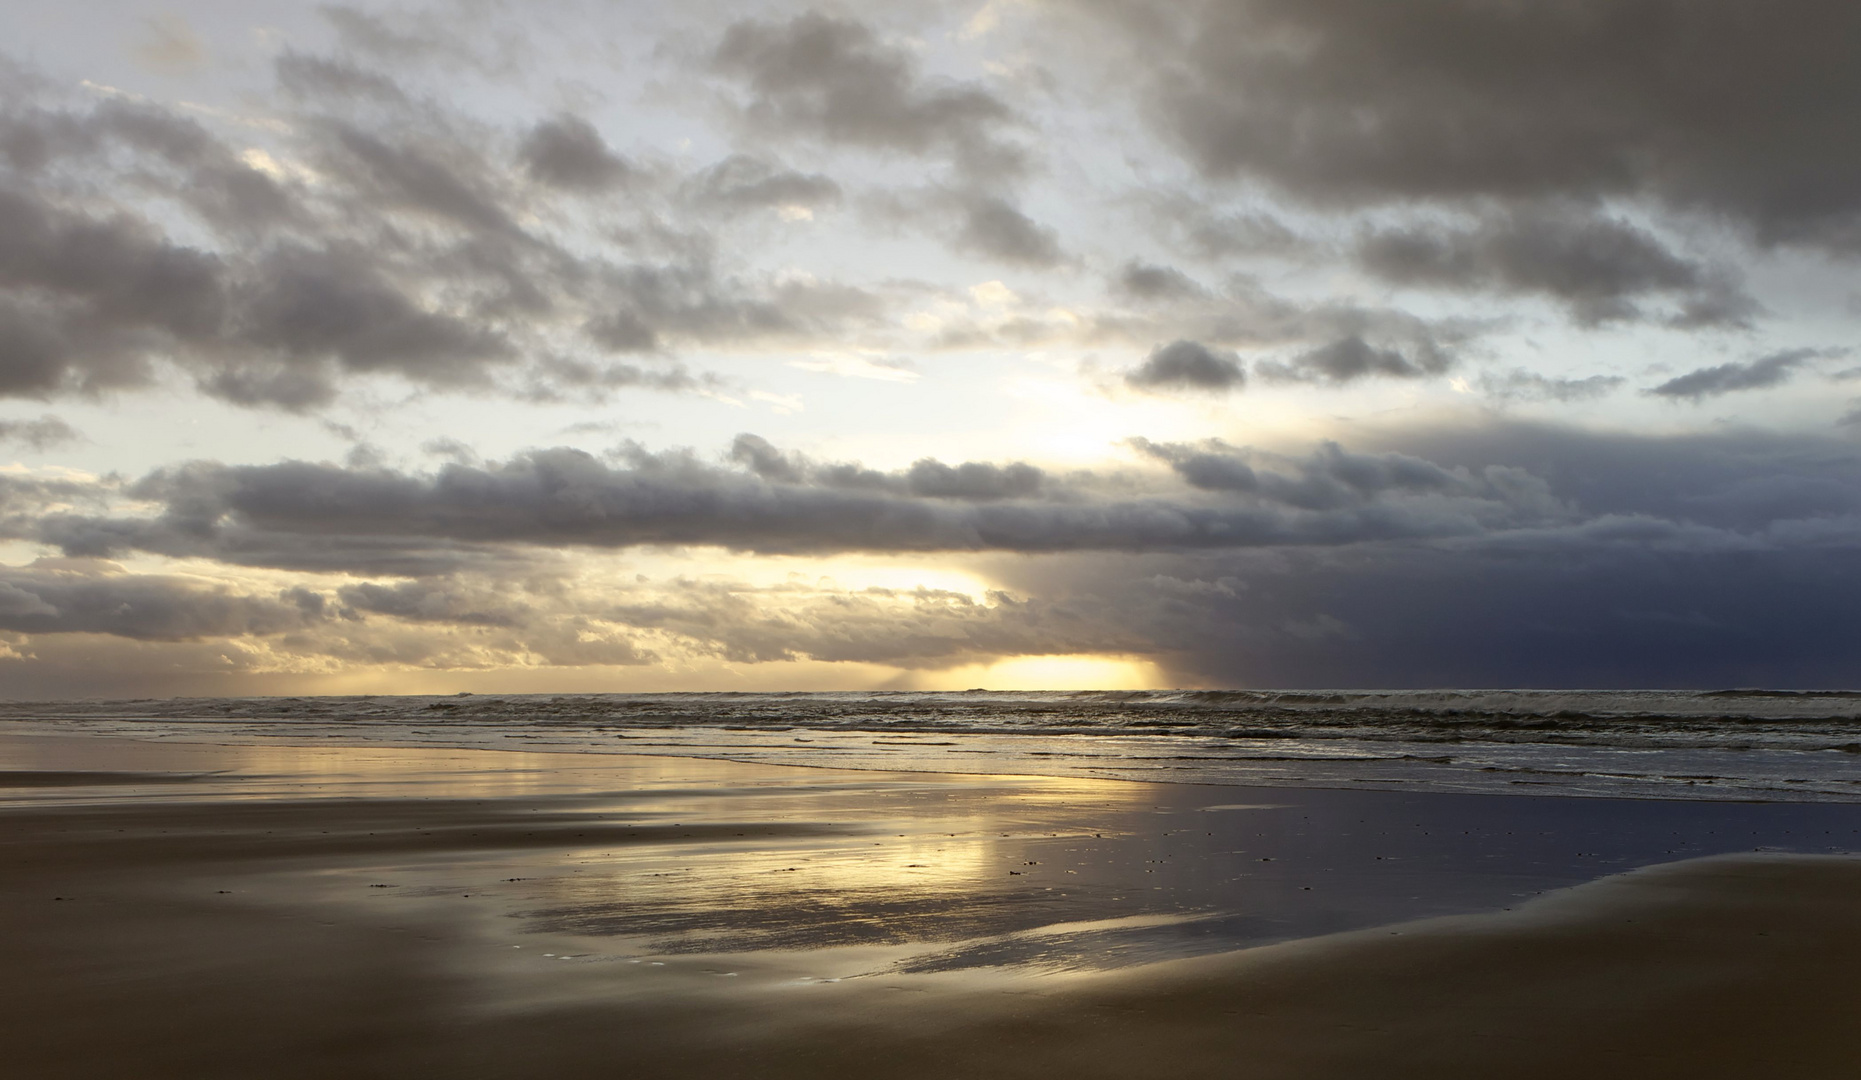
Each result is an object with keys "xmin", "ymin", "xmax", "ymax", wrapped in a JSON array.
[{"xmin": 3, "ymin": 733, "xmax": 1859, "ymax": 1079}]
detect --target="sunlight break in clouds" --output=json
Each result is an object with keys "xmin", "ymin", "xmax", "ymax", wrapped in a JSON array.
[{"xmin": 0, "ymin": 1, "xmax": 1859, "ymax": 693}]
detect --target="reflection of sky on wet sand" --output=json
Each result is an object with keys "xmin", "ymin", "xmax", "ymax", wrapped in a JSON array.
[{"xmin": 9, "ymin": 734, "xmax": 1861, "ymax": 981}]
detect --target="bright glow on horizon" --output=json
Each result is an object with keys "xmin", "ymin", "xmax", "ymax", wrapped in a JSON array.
[{"xmin": 904, "ymin": 654, "xmax": 1169, "ymax": 692}]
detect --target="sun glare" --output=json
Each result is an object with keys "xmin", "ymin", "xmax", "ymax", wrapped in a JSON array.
[{"xmin": 909, "ymin": 654, "xmax": 1167, "ymax": 691}]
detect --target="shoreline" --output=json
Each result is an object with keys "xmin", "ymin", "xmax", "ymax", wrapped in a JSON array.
[{"xmin": 5, "ymin": 732, "xmax": 1861, "ymax": 1077}]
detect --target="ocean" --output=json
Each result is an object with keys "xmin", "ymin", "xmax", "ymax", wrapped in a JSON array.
[{"xmin": 7, "ymin": 688, "xmax": 1860, "ymax": 802}]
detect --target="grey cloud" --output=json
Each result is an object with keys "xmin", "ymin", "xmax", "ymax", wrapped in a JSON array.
[
  {"xmin": 1649, "ymin": 347, "xmax": 1838, "ymax": 400},
  {"xmin": 955, "ymin": 197, "xmax": 1064, "ymax": 267},
  {"xmin": 1125, "ymin": 340, "xmax": 1244, "ymax": 392},
  {"xmin": 7, "ymin": 421, "xmax": 1861, "ymax": 686},
  {"xmin": 730, "ymin": 434, "xmax": 1040, "ymax": 498},
  {"xmin": 325, "ymin": 124, "xmax": 516, "ymax": 234},
  {"xmin": 1145, "ymin": 0, "xmax": 1861, "ymax": 250},
  {"xmin": 0, "ymin": 562, "xmax": 317, "ymax": 640},
  {"xmin": 1257, "ymin": 336, "xmax": 1443, "ymax": 385},
  {"xmin": 320, "ymin": 5, "xmax": 526, "ymax": 76},
  {"xmin": 84, "ymin": 101, "xmax": 298, "ymax": 232},
  {"xmin": 728, "ymin": 433, "xmax": 806, "ymax": 483},
  {"xmin": 337, "ymin": 579, "xmax": 522, "ymax": 627},
  {"xmin": 1145, "ymin": 195, "xmax": 1308, "ymax": 260},
  {"xmin": 1478, "ymin": 370, "xmax": 1626, "ymax": 403},
  {"xmin": 16, "ymin": 435, "xmax": 1588, "ymax": 573},
  {"xmin": 520, "ymin": 356, "xmax": 703, "ymax": 402},
  {"xmin": 905, "ymin": 460, "xmax": 1043, "ymax": 500},
  {"xmin": 1130, "ymin": 438, "xmax": 1524, "ymax": 514},
  {"xmin": 520, "ymin": 115, "xmax": 631, "ymax": 192},
  {"xmin": 234, "ymin": 243, "xmax": 516, "ymax": 389},
  {"xmin": 1116, "ymin": 261, "xmax": 1206, "ymax": 301},
  {"xmin": 582, "ymin": 311, "xmax": 658, "ymax": 353},
  {"xmin": 0, "ymin": 89, "xmax": 868, "ymax": 408},
  {"xmin": 684, "ymin": 155, "xmax": 839, "ymax": 213},
  {"xmin": 711, "ymin": 12, "xmax": 1020, "ymax": 174},
  {"xmin": 0, "ymin": 415, "xmax": 80, "ymax": 449},
  {"xmin": 1356, "ymin": 209, "xmax": 1754, "ymax": 326},
  {"xmin": 275, "ymin": 51, "xmax": 409, "ymax": 103}
]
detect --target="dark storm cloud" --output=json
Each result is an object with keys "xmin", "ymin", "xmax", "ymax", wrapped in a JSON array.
[
  {"xmin": 1125, "ymin": 340, "xmax": 1244, "ymax": 393},
  {"xmin": 710, "ymin": 12, "xmax": 1020, "ymax": 174},
  {"xmin": 972, "ymin": 422, "xmax": 1861, "ymax": 687},
  {"xmin": 519, "ymin": 115, "xmax": 632, "ymax": 192},
  {"xmin": 1356, "ymin": 209, "xmax": 1754, "ymax": 326},
  {"xmin": 0, "ymin": 562, "xmax": 317, "ymax": 640},
  {"xmin": 986, "ymin": 538, "xmax": 1861, "ymax": 689},
  {"xmin": 1648, "ymin": 348, "xmax": 1839, "ymax": 401},
  {"xmin": 0, "ymin": 415, "xmax": 80, "ymax": 449},
  {"xmin": 1145, "ymin": 0, "xmax": 1861, "ymax": 251},
  {"xmin": 1364, "ymin": 420, "xmax": 1861, "ymax": 534}
]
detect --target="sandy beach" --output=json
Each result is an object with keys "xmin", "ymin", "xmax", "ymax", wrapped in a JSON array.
[{"xmin": 5, "ymin": 732, "xmax": 1861, "ymax": 1079}]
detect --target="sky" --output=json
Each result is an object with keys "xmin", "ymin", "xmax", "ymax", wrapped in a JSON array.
[{"xmin": 1, "ymin": 0, "xmax": 1859, "ymax": 696}]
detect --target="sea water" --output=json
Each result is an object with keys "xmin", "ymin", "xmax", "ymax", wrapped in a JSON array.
[{"xmin": 5, "ymin": 688, "xmax": 1859, "ymax": 802}]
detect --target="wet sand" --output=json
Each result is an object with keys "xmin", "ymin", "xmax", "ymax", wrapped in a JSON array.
[{"xmin": 4, "ymin": 733, "xmax": 1860, "ymax": 1078}]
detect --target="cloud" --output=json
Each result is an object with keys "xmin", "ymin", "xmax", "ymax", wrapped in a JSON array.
[
  {"xmin": 274, "ymin": 51, "xmax": 409, "ymax": 104},
  {"xmin": 1145, "ymin": 196, "xmax": 1306, "ymax": 260},
  {"xmin": 1356, "ymin": 209, "xmax": 1755, "ymax": 325},
  {"xmin": 954, "ymin": 196, "xmax": 1064, "ymax": 266},
  {"xmin": 682, "ymin": 154, "xmax": 840, "ymax": 214},
  {"xmin": 519, "ymin": 115, "xmax": 632, "ymax": 191},
  {"xmin": 710, "ymin": 12, "xmax": 1021, "ymax": 175},
  {"xmin": 1256, "ymin": 336, "xmax": 1445, "ymax": 385},
  {"xmin": 1143, "ymin": 0, "xmax": 1861, "ymax": 250},
  {"xmin": 1477, "ymin": 370, "xmax": 1626, "ymax": 403},
  {"xmin": 1115, "ymin": 261, "xmax": 1207, "ymax": 301},
  {"xmin": 1130, "ymin": 437, "xmax": 1533, "ymax": 513},
  {"xmin": 3, "ymin": 422, "xmax": 1861, "ymax": 687},
  {"xmin": 1648, "ymin": 347, "xmax": 1840, "ymax": 400},
  {"xmin": 0, "ymin": 87, "xmax": 903, "ymax": 409},
  {"xmin": 1125, "ymin": 340, "xmax": 1244, "ymax": 393},
  {"xmin": 336, "ymin": 578, "xmax": 523, "ymax": 627},
  {"xmin": 319, "ymin": 4, "xmax": 527, "ymax": 77},
  {"xmin": 132, "ymin": 14, "xmax": 206, "ymax": 75},
  {"xmin": 0, "ymin": 561, "xmax": 317, "ymax": 640},
  {"xmin": 9, "ymin": 436, "xmax": 1575, "ymax": 571},
  {"xmin": 323, "ymin": 123, "xmax": 517, "ymax": 234},
  {"xmin": 0, "ymin": 415, "xmax": 80, "ymax": 449}
]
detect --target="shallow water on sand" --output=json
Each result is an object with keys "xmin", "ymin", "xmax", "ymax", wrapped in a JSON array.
[{"xmin": 7, "ymin": 735, "xmax": 1861, "ymax": 974}]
